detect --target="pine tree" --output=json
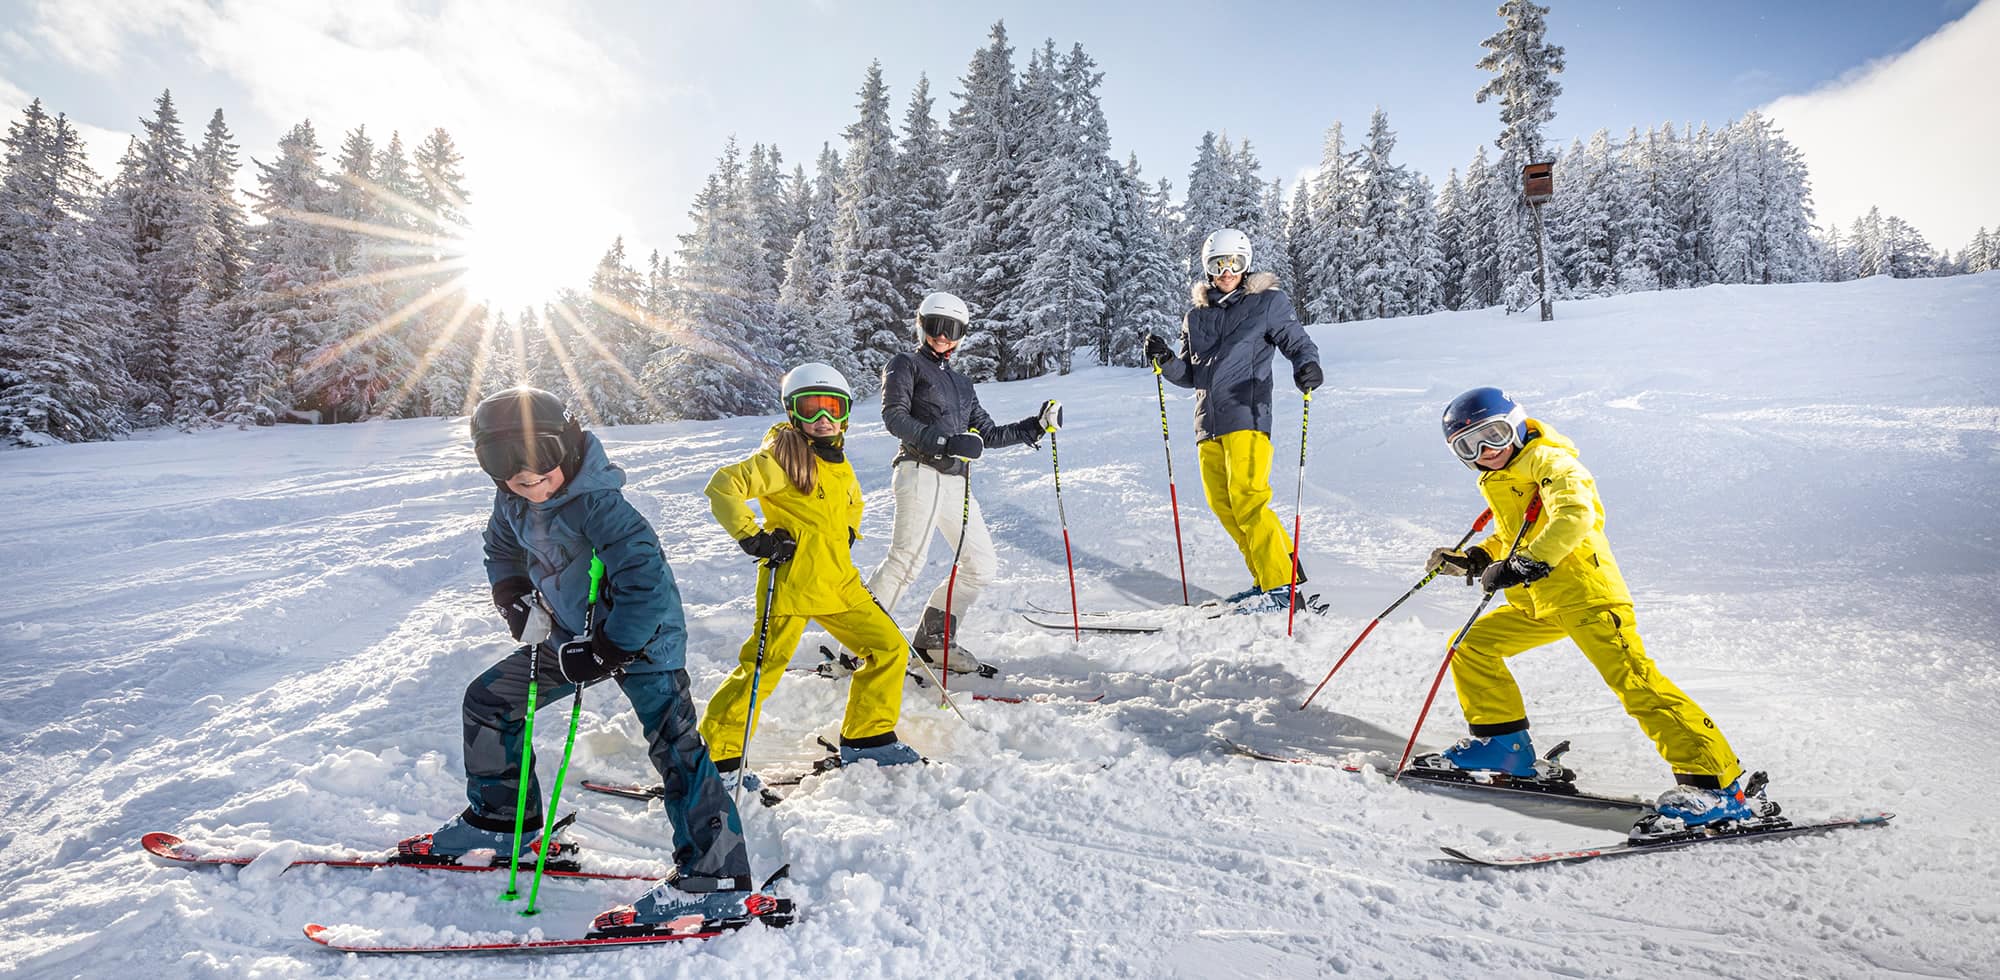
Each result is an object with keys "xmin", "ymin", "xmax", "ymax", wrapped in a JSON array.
[
  {"xmin": 645, "ymin": 145, "xmax": 778, "ymax": 419},
  {"xmin": 236, "ymin": 120, "xmax": 338, "ymax": 423},
  {"xmin": 1181, "ymin": 132, "xmax": 1231, "ymax": 280},
  {"xmin": 1400, "ymin": 174, "xmax": 1446, "ymax": 315},
  {"xmin": 827, "ymin": 62, "xmax": 908, "ymax": 389},
  {"xmin": 1103, "ymin": 154, "xmax": 1180, "ymax": 366},
  {"xmin": 1304, "ymin": 122, "xmax": 1362, "ymax": 321},
  {"xmin": 1475, "ymin": 0, "xmax": 1565, "ymax": 312},
  {"xmin": 935, "ymin": 22, "xmax": 1026, "ymax": 381},
  {"xmin": 1457, "ymin": 144, "xmax": 1505, "ymax": 310},
  {"xmin": 1433, "ymin": 168, "xmax": 1468, "ymax": 312},
  {"xmin": 107, "ymin": 91, "xmax": 203, "ymax": 424},
  {"xmin": 743, "ymin": 143, "xmax": 791, "ymax": 302},
  {"xmin": 1353, "ymin": 108, "xmax": 1410, "ymax": 319},
  {"xmin": 892, "ymin": 76, "xmax": 950, "ymax": 304}
]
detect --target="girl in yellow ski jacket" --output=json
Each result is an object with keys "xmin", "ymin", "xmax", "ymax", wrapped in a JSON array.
[{"xmin": 698, "ymin": 363, "xmax": 920, "ymax": 773}]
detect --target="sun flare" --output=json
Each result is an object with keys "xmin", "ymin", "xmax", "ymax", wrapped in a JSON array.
[{"xmin": 450, "ymin": 205, "xmax": 582, "ymax": 313}]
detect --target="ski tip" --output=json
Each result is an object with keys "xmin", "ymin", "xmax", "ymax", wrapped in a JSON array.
[
  {"xmin": 141, "ymin": 832, "xmax": 189, "ymax": 858},
  {"xmin": 302, "ymin": 923, "xmax": 333, "ymax": 946}
]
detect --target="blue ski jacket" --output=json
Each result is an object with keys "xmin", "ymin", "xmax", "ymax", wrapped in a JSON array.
[{"xmin": 481, "ymin": 432, "xmax": 686, "ymax": 671}]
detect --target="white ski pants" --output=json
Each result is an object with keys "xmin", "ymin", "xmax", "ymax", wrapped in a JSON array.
[{"xmin": 866, "ymin": 461, "xmax": 996, "ymax": 619}]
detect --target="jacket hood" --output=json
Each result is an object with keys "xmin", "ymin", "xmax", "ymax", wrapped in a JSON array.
[
  {"xmin": 1511, "ymin": 418, "xmax": 1578, "ymax": 465},
  {"xmin": 1192, "ymin": 270, "xmax": 1279, "ymax": 308}
]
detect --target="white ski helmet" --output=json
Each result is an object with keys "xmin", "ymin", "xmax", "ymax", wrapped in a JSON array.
[
  {"xmin": 780, "ymin": 361, "xmax": 851, "ymax": 402},
  {"xmin": 915, "ymin": 290, "xmax": 971, "ymax": 342},
  {"xmin": 1200, "ymin": 228, "xmax": 1253, "ymax": 277}
]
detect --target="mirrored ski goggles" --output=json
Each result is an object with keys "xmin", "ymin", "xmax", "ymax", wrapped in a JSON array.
[
  {"xmin": 1204, "ymin": 253, "xmax": 1248, "ymax": 277},
  {"xmin": 919, "ymin": 313, "xmax": 968, "ymax": 341},
  {"xmin": 476, "ymin": 432, "xmax": 567, "ymax": 480},
  {"xmin": 1447, "ymin": 417, "xmax": 1519, "ymax": 462},
  {"xmin": 788, "ymin": 390, "xmax": 851, "ymax": 424}
]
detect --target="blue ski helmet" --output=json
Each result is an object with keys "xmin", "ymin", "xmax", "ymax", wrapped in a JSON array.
[{"xmin": 1442, "ymin": 387, "xmax": 1528, "ymax": 470}]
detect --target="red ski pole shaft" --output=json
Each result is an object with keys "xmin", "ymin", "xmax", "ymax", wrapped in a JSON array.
[
  {"xmin": 1048, "ymin": 428, "xmax": 1079, "ymax": 639},
  {"xmin": 1394, "ymin": 496, "xmax": 1537, "ymax": 776},
  {"xmin": 942, "ymin": 449, "xmax": 974, "ymax": 691},
  {"xmin": 1299, "ymin": 508, "xmax": 1493, "ymax": 711},
  {"xmin": 1154, "ymin": 361, "xmax": 1189, "ymax": 605}
]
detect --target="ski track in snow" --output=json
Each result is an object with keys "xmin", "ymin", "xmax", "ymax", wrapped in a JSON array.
[{"xmin": 2, "ymin": 275, "xmax": 1998, "ymax": 978}]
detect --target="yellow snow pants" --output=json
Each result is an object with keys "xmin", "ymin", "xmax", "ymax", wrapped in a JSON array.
[
  {"xmin": 1198, "ymin": 430, "xmax": 1296, "ymax": 591},
  {"xmin": 1451, "ymin": 603, "xmax": 1743, "ymax": 785},
  {"xmin": 698, "ymin": 567, "xmax": 910, "ymax": 762}
]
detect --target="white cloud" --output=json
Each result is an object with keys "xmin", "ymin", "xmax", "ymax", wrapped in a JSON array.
[
  {"xmin": 0, "ymin": 73, "xmax": 138, "ymax": 181},
  {"xmin": 1762, "ymin": 0, "xmax": 2000, "ymax": 250}
]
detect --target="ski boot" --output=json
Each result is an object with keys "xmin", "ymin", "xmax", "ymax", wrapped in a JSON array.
[
  {"xmin": 1252, "ymin": 583, "xmax": 1326, "ymax": 615},
  {"xmin": 911, "ymin": 606, "xmax": 998, "ymax": 678},
  {"xmin": 395, "ymin": 809, "xmax": 572, "ymax": 866},
  {"xmin": 590, "ymin": 868, "xmax": 795, "ymax": 938},
  {"xmin": 837, "ymin": 733, "xmax": 923, "ymax": 767},
  {"xmin": 1409, "ymin": 730, "xmax": 1546, "ymax": 779},
  {"xmin": 1630, "ymin": 771, "xmax": 1783, "ymax": 840},
  {"xmin": 813, "ymin": 645, "xmax": 864, "ymax": 679},
  {"xmin": 712, "ymin": 758, "xmax": 763, "ymax": 795}
]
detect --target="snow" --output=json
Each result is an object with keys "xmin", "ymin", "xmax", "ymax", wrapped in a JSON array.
[{"xmin": 3, "ymin": 274, "xmax": 1998, "ymax": 978}]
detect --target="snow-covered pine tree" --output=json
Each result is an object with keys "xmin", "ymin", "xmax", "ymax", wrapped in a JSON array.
[
  {"xmin": 1305, "ymin": 121, "xmax": 1362, "ymax": 321},
  {"xmin": 1615, "ymin": 126, "xmax": 1673, "ymax": 292},
  {"xmin": 935, "ymin": 22, "xmax": 1026, "ymax": 382},
  {"xmin": 1353, "ymin": 107, "xmax": 1411, "ymax": 319},
  {"xmin": 827, "ymin": 62, "xmax": 909, "ymax": 390},
  {"xmin": 1285, "ymin": 172, "xmax": 1318, "ymax": 318},
  {"xmin": 0, "ymin": 108, "xmax": 133, "ymax": 444},
  {"xmin": 1261, "ymin": 176, "xmax": 1294, "ymax": 298},
  {"xmin": 1474, "ymin": 0, "xmax": 1565, "ymax": 313},
  {"xmin": 1559, "ymin": 131, "xmax": 1619, "ymax": 296},
  {"xmin": 892, "ymin": 76, "xmax": 950, "ymax": 306},
  {"xmin": 296, "ymin": 125, "xmax": 404, "ymax": 423},
  {"xmin": 1399, "ymin": 174, "xmax": 1446, "ymax": 315},
  {"xmin": 744, "ymin": 143, "xmax": 792, "ymax": 303},
  {"xmin": 106, "ymin": 91, "xmax": 202, "ymax": 426},
  {"xmin": 1882, "ymin": 215, "xmax": 1935, "ymax": 278},
  {"xmin": 1456, "ymin": 145, "xmax": 1504, "ymax": 310},
  {"xmin": 1011, "ymin": 42, "xmax": 1116, "ymax": 377},
  {"xmin": 1226, "ymin": 138, "xmax": 1275, "ymax": 269},
  {"xmin": 1103, "ymin": 153, "xmax": 1180, "ymax": 367},
  {"xmin": 643, "ymin": 148, "xmax": 776, "ymax": 419},
  {"xmin": 1433, "ymin": 168, "xmax": 1468, "ymax": 312},
  {"xmin": 236, "ymin": 120, "xmax": 339, "ymax": 424},
  {"xmin": 567, "ymin": 236, "xmax": 648, "ymax": 423},
  {"xmin": 189, "ymin": 109, "xmax": 251, "ymax": 418},
  {"xmin": 1181, "ymin": 132, "xmax": 1231, "ymax": 281}
]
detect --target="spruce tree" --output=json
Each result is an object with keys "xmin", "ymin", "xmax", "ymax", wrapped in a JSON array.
[
  {"xmin": 935, "ymin": 22, "xmax": 1025, "ymax": 381},
  {"xmin": 1474, "ymin": 0, "xmax": 1565, "ymax": 312},
  {"xmin": 827, "ymin": 62, "xmax": 908, "ymax": 389}
]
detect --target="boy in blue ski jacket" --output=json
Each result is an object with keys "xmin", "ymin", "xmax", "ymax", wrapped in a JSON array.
[{"xmin": 398, "ymin": 387, "xmax": 784, "ymax": 934}]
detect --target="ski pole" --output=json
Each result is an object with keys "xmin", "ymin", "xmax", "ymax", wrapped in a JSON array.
[
  {"xmin": 520, "ymin": 554, "xmax": 603, "ymax": 917},
  {"xmin": 1394, "ymin": 495, "xmax": 1541, "ymax": 776},
  {"xmin": 1153, "ymin": 360, "xmax": 1190, "ymax": 605},
  {"xmin": 1048, "ymin": 425, "xmax": 1079, "ymax": 639},
  {"xmin": 941, "ymin": 435, "xmax": 975, "ymax": 690},
  {"xmin": 499, "ymin": 635, "xmax": 542, "ymax": 904},
  {"xmin": 735, "ymin": 554, "xmax": 783, "ymax": 814},
  {"xmin": 1298, "ymin": 508, "xmax": 1493, "ymax": 711},
  {"xmin": 1286, "ymin": 390, "xmax": 1313, "ymax": 637}
]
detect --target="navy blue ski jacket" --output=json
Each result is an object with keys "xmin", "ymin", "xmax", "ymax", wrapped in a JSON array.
[
  {"xmin": 1158, "ymin": 271, "xmax": 1320, "ymax": 442},
  {"xmin": 880, "ymin": 346, "xmax": 1042, "ymax": 476}
]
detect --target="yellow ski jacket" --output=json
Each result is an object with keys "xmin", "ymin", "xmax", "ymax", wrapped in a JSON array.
[
  {"xmin": 1471, "ymin": 419, "xmax": 1634, "ymax": 618},
  {"xmin": 705, "ymin": 425, "xmax": 870, "ymax": 617}
]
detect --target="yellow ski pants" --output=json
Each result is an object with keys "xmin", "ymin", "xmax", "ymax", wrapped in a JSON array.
[
  {"xmin": 698, "ymin": 570, "xmax": 910, "ymax": 762},
  {"xmin": 1452, "ymin": 603, "xmax": 1743, "ymax": 785},
  {"xmin": 1198, "ymin": 430, "xmax": 1296, "ymax": 591}
]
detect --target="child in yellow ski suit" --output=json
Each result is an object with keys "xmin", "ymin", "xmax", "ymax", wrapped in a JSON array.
[
  {"xmin": 698, "ymin": 363, "xmax": 920, "ymax": 773},
  {"xmin": 1424, "ymin": 387, "xmax": 1773, "ymax": 832}
]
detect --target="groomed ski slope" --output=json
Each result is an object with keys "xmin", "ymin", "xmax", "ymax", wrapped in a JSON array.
[{"xmin": 1, "ymin": 273, "xmax": 1996, "ymax": 978}]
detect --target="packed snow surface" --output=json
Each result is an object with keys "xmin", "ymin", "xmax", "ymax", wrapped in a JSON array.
[{"xmin": 2, "ymin": 275, "xmax": 1997, "ymax": 978}]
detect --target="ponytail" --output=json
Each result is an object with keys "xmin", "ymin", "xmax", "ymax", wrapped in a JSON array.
[{"xmin": 767, "ymin": 424, "xmax": 818, "ymax": 494}]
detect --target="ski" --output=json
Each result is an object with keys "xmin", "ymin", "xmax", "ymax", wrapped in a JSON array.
[
  {"xmin": 800, "ymin": 645, "xmax": 1099, "ymax": 702},
  {"xmin": 1021, "ymin": 612, "xmax": 1163, "ymax": 634},
  {"xmin": 586, "ymin": 744, "xmax": 842, "ymax": 809},
  {"xmin": 142, "ymin": 814, "xmax": 652, "ymax": 881},
  {"xmin": 1220, "ymin": 737, "xmax": 1651, "ymax": 810},
  {"xmin": 305, "ymin": 867, "xmax": 797, "ymax": 954},
  {"xmin": 1440, "ymin": 812, "xmax": 1896, "ymax": 867}
]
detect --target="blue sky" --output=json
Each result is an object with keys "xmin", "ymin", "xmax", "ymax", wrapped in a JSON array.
[{"xmin": 1, "ymin": 0, "xmax": 1990, "ymax": 306}]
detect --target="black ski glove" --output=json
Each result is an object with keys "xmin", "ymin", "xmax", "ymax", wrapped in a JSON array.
[
  {"xmin": 1294, "ymin": 361, "xmax": 1323, "ymax": 393},
  {"xmin": 556, "ymin": 632, "xmax": 641, "ymax": 685},
  {"xmin": 942, "ymin": 432, "xmax": 984, "ymax": 460},
  {"xmin": 492, "ymin": 576, "xmax": 551, "ymax": 642},
  {"xmin": 1427, "ymin": 546, "xmax": 1492, "ymax": 582},
  {"xmin": 1480, "ymin": 554, "xmax": 1552, "ymax": 592},
  {"xmin": 738, "ymin": 528, "xmax": 797, "ymax": 565},
  {"xmin": 1143, "ymin": 334, "xmax": 1174, "ymax": 364}
]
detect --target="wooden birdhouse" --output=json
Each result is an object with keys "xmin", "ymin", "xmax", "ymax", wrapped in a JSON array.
[{"xmin": 1522, "ymin": 161, "xmax": 1555, "ymax": 205}]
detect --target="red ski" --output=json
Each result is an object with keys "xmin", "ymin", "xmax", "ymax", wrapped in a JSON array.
[{"xmin": 304, "ymin": 918, "xmax": 767, "ymax": 954}]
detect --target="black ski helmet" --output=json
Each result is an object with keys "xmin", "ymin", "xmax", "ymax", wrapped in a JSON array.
[{"xmin": 470, "ymin": 387, "xmax": 579, "ymax": 482}]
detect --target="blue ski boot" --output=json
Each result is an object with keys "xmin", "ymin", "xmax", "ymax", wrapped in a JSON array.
[
  {"xmin": 1419, "ymin": 730, "xmax": 1539, "ymax": 777},
  {"xmin": 1630, "ymin": 772, "xmax": 1781, "ymax": 839},
  {"xmin": 395, "ymin": 809, "xmax": 561, "ymax": 864},
  {"xmin": 837, "ymin": 735, "xmax": 922, "ymax": 767},
  {"xmin": 591, "ymin": 870, "xmax": 793, "ymax": 937}
]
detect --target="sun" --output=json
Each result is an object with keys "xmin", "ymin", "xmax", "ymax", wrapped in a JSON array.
[{"xmin": 451, "ymin": 206, "xmax": 581, "ymax": 313}]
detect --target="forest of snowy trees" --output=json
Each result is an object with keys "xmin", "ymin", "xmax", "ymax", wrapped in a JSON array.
[{"xmin": 2, "ymin": 2, "xmax": 1994, "ymax": 447}]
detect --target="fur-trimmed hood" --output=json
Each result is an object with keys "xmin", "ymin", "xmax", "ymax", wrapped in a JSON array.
[{"xmin": 1191, "ymin": 270, "xmax": 1279, "ymax": 308}]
